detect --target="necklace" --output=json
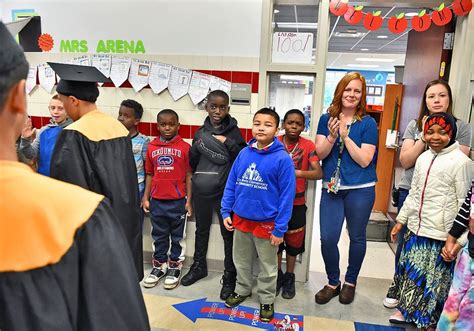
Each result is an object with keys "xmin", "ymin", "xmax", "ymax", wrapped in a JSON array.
[{"xmin": 283, "ymin": 135, "xmax": 299, "ymax": 158}]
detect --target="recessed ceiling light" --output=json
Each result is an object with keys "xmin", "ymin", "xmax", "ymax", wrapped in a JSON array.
[
  {"xmin": 356, "ymin": 57, "xmax": 395, "ymax": 62},
  {"xmin": 277, "ymin": 22, "xmax": 318, "ymax": 29},
  {"xmin": 360, "ymin": 48, "xmax": 369, "ymax": 51},
  {"xmin": 274, "ymin": 9, "xmax": 280, "ymax": 14},
  {"xmin": 377, "ymin": 35, "xmax": 388, "ymax": 39},
  {"xmin": 334, "ymin": 31, "xmax": 366, "ymax": 38},
  {"xmin": 405, "ymin": 12, "xmax": 417, "ymax": 17},
  {"xmin": 347, "ymin": 64, "xmax": 379, "ymax": 68}
]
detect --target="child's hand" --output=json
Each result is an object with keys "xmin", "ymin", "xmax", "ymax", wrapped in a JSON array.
[
  {"xmin": 270, "ymin": 234, "xmax": 283, "ymax": 246},
  {"xmin": 213, "ymin": 135, "xmax": 227, "ymax": 143},
  {"xmin": 21, "ymin": 117, "xmax": 36, "ymax": 139},
  {"xmin": 223, "ymin": 217, "xmax": 234, "ymax": 231},
  {"xmin": 142, "ymin": 200, "xmax": 150, "ymax": 213},
  {"xmin": 185, "ymin": 200, "xmax": 193, "ymax": 217},
  {"xmin": 390, "ymin": 223, "xmax": 404, "ymax": 242}
]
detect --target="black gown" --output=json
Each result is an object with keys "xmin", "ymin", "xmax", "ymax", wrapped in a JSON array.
[
  {"xmin": 50, "ymin": 110, "xmax": 143, "ymax": 279},
  {"xmin": 0, "ymin": 161, "xmax": 149, "ymax": 330}
]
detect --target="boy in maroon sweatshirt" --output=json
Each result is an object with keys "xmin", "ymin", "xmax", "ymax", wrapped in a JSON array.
[{"xmin": 142, "ymin": 109, "xmax": 192, "ymax": 289}]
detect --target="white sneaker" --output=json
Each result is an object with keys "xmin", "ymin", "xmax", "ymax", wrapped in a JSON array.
[
  {"xmin": 143, "ymin": 261, "xmax": 167, "ymax": 288},
  {"xmin": 383, "ymin": 297, "xmax": 399, "ymax": 309},
  {"xmin": 163, "ymin": 261, "xmax": 182, "ymax": 290}
]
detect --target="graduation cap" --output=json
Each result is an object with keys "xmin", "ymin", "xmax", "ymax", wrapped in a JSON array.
[
  {"xmin": 48, "ymin": 62, "xmax": 111, "ymax": 103},
  {"xmin": 0, "ymin": 21, "xmax": 29, "ymax": 82}
]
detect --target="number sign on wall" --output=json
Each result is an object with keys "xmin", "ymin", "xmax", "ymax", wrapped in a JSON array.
[{"xmin": 272, "ymin": 32, "xmax": 314, "ymax": 64}]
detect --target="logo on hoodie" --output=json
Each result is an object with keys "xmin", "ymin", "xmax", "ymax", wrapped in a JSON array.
[{"xmin": 237, "ymin": 163, "xmax": 268, "ymax": 190}]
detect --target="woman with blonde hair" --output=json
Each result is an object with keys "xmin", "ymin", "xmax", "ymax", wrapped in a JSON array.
[{"xmin": 314, "ymin": 72, "xmax": 378, "ymax": 305}]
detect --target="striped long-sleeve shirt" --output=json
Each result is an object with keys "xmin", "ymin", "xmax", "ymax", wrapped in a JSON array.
[{"xmin": 449, "ymin": 180, "xmax": 473, "ymax": 258}]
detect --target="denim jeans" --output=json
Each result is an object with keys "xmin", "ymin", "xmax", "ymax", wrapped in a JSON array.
[
  {"xmin": 394, "ymin": 188, "xmax": 409, "ymax": 267},
  {"xmin": 320, "ymin": 186, "xmax": 376, "ymax": 286}
]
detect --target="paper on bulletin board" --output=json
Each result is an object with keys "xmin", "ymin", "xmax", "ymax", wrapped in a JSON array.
[
  {"xmin": 209, "ymin": 76, "xmax": 231, "ymax": 95},
  {"xmin": 272, "ymin": 32, "xmax": 313, "ymax": 64},
  {"xmin": 71, "ymin": 55, "xmax": 91, "ymax": 66},
  {"xmin": 188, "ymin": 71, "xmax": 212, "ymax": 105},
  {"xmin": 110, "ymin": 56, "xmax": 131, "ymax": 87},
  {"xmin": 149, "ymin": 62, "xmax": 172, "ymax": 94},
  {"xmin": 25, "ymin": 65, "xmax": 37, "ymax": 95},
  {"xmin": 168, "ymin": 66, "xmax": 192, "ymax": 101},
  {"xmin": 92, "ymin": 54, "xmax": 111, "ymax": 77},
  {"xmin": 129, "ymin": 59, "xmax": 151, "ymax": 92},
  {"xmin": 385, "ymin": 129, "xmax": 398, "ymax": 149},
  {"xmin": 38, "ymin": 63, "xmax": 56, "ymax": 94}
]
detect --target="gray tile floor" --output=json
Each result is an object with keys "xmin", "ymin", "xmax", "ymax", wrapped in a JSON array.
[{"xmin": 142, "ymin": 264, "xmax": 417, "ymax": 330}]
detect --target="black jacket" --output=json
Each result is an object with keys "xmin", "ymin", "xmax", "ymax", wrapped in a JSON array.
[{"xmin": 190, "ymin": 115, "xmax": 247, "ymax": 198}]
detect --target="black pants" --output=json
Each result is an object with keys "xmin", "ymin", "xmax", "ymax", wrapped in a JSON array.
[{"xmin": 192, "ymin": 194, "xmax": 236, "ymax": 273}]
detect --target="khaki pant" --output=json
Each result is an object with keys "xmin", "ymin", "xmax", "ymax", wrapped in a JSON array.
[{"xmin": 233, "ymin": 229, "xmax": 278, "ymax": 304}]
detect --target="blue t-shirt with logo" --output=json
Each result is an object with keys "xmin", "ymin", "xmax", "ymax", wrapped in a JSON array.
[{"xmin": 317, "ymin": 113, "xmax": 378, "ymax": 187}]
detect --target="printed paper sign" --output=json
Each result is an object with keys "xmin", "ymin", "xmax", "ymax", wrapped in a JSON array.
[
  {"xmin": 149, "ymin": 61, "xmax": 172, "ymax": 94},
  {"xmin": 168, "ymin": 66, "xmax": 192, "ymax": 101}
]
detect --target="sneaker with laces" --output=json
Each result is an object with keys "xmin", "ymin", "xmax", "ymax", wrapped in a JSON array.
[
  {"xmin": 259, "ymin": 303, "xmax": 274, "ymax": 322},
  {"xmin": 143, "ymin": 260, "xmax": 167, "ymax": 288},
  {"xmin": 282, "ymin": 272, "xmax": 295, "ymax": 299},
  {"xmin": 224, "ymin": 292, "xmax": 251, "ymax": 308},
  {"xmin": 163, "ymin": 261, "xmax": 182, "ymax": 290}
]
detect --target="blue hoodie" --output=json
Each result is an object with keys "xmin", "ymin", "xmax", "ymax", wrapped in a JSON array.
[{"xmin": 221, "ymin": 137, "xmax": 296, "ymax": 238}]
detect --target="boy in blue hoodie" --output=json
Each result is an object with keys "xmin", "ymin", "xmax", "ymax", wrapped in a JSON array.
[{"xmin": 221, "ymin": 108, "xmax": 296, "ymax": 322}]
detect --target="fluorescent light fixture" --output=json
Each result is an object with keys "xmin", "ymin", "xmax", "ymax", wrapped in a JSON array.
[
  {"xmin": 361, "ymin": 48, "xmax": 370, "ymax": 51},
  {"xmin": 334, "ymin": 31, "xmax": 366, "ymax": 38},
  {"xmin": 356, "ymin": 57, "xmax": 396, "ymax": 62},
  {"xmin": 377, "ymin": 35, "xmax": 388, "ymax": 39},
  {"xmin": 405, "ymin": 12, "xmax": 418, "ymax": 17},
  {"xmin": 347, "ymin": 64, "xmax": 380, "ymax": 68},
  {"xmin": 274, "ymin": 9, "xmax": 280, "ymax": 14},
  {"xmin": 276, "ymin": 22, "xmax": 318, "ymax": 30}
]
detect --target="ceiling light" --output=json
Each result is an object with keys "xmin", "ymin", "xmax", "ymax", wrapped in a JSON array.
[
  {"xmin": 361, "ymin": 48, "xmax": 369, "ymax": 51},
  {"xmin": 274, "ymin": 9, "xmax": 280, "ymax": 14},
  {"xmin": 334, "ymin": 31, "xmax": 366, "ymax": 38},
  {"xmin": 347, "ymin": 64, "xmax": 380, "ymax": 68},
  {"xmin": 356, "ymin": 57, "xmax": 395, "ymax": 62},
  {"xmin": 405, "ymin": 12, "xmax": 417, "ymax": 17},
  {"xmin": 377, "ymin": 35, "xmax": 388, "ymax": 39},
  {"xmin": 277, "ymin": 22, "xmax": 318, "ymax": 30}
]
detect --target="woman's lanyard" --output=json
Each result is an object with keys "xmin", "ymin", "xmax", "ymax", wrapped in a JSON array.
[{"xmin": 327, "ymin": 119, "xmax": 356, "ymax": 194}]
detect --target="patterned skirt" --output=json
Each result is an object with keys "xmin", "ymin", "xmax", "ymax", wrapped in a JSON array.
[{"xmin": 387, "ymin": 230, "xmax": 455, "ymax": 329}]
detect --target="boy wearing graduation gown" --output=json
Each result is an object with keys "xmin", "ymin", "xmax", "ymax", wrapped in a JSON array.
[
  {"xmin": 48, "ymin": 62, "xmax": 143, "ymax": 280},
  {"xmin": 0, "ymin": 21, "xmax": 149, "ymax": 330}
]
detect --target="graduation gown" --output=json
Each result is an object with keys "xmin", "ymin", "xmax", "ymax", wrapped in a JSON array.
[
  {"xmin": 50, "ymin": 110, "xmax": 143, "ymax": 279},
  {"xmin": 0, "ymin": 162, "xmax": 150, "ymax": 331}
]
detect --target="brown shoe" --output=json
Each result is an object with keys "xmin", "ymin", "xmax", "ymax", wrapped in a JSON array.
[
  {"xmin": 339, "ymin": 284, "xmax": 356, "ymax": 304},
  {"xmin": 315, "ymin": 284, "xmax": 341, "ymax": 304}
]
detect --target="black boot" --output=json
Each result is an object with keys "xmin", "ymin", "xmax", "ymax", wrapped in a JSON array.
[
  {"xmin": 282, "ymin": 272, "xmax": 295, "ymax": 299},
  {"xmin": 276, "ymin": 269, "xmax": 285, "ymax": 296},
  {"xmin": 181, "ymin": 262, "xmax": 208, "ymax": 286},
  {"xmin": 220, "ymin": 271, "xmax": 236, "ymax": 300}
]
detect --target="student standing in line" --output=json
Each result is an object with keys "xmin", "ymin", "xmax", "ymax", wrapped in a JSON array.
[
  {"xmin": 182, "ymin": 90, "xmax": 247, "ymax": 300},
  {"xmin": 142, "ymin": 109, "xmax": 192, "ymax": 290},
  {"xmin": 276, "ymin": 109, "xmax": 323, "ymax": 299},
  {"xmin": 221, "ymin": 108, "xmax": 296, "ymax": 322},
  {"xmin": 314, "ymin": 72, "xmax": 378, "ymax": 305},
  {"xmin": 387, "ymin": 112, "xmax": 472, "ymax": 329},
  {"xmin": 437, "ymin": 181, "xmax": 473, "ymax": 331},
  {"xmin": 48, "ymin": 62, "xmax": 143, "ymax": 280},
  {"xmin": 118, "ymin": 99, "xmax": 150, "ymax": 224},
  {"xmin": 383, "ymin": 79, "xmax": 472, "ymax": 309},
  {"xmin": 0, "ymin": 21, "xmax": 149, "ymax": 330},
  {"xmin": 19, "ymin": 95, "xmax": 72, "ymax": 176}
]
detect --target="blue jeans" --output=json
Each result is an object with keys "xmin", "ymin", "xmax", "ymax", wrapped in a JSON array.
[
  {"xmin": 394, "ymin": 188, "xmax": 409, "ymax": 267},
  {"xmin": 320, "ymin": 186, "xmax": 376, "ymax": 286}
]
